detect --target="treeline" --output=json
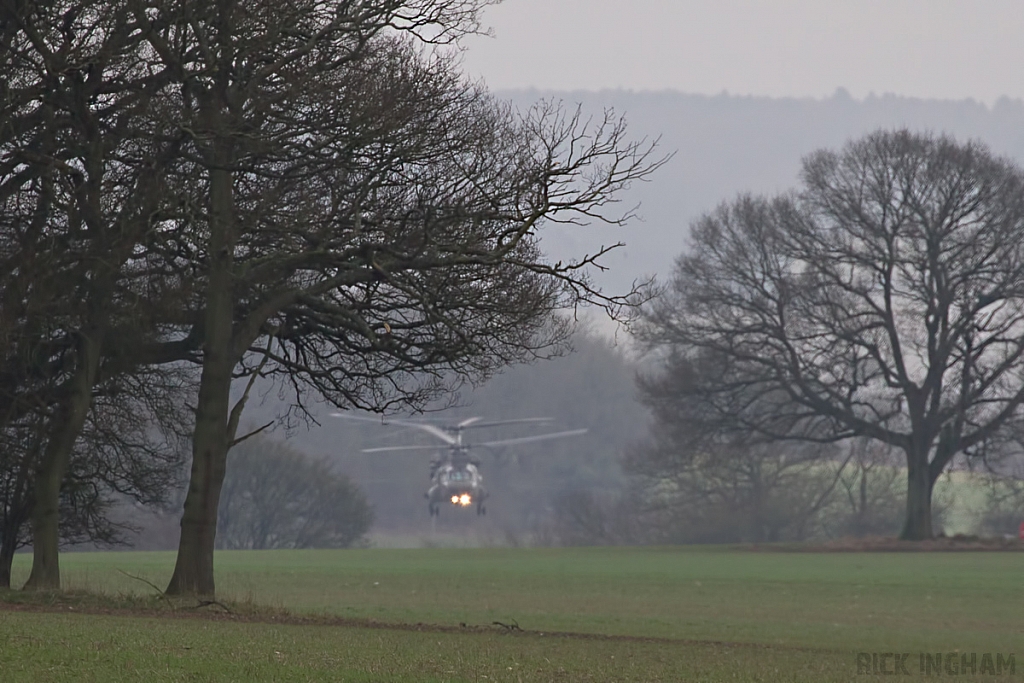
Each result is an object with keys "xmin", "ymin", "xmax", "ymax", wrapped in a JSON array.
[{"xmin": 0, "ymin": 0, "xmax": 660, "ymax": 595}]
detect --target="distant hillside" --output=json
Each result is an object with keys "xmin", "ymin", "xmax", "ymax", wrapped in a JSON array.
[{"xmin": 502, "ymin": 89, "xmax": 1024, "ymax": 295}]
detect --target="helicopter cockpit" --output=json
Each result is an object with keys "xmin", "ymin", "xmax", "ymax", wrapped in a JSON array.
[{"xmin": 439, "ymin": 466, "xmax": 479, "ymax": 486}]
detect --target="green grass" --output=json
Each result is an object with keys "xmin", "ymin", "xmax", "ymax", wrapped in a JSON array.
[
  {"xmin": 0, "ymin": 609, "xmax": 858, "ymax": 683},
  {"xmin": 3, "ymin": 546, "xmax": 1022, "ymax": 681}
]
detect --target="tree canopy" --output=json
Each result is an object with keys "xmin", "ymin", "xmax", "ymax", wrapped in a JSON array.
[
  {"xmin": 1, "ymin": 0, "xmax": 662, "ymax": 594},
  {"xmin": 640, "ymin": 130, "xmax": 1024, "ymax": 539}
]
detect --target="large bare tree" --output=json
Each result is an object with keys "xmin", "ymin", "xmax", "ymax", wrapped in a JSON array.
[
  {"xmin": 641, "ymin": 130, "xmax": 1024, "ymax": 540},
  {"xmin": 1, "ymin": 0, "xmax": 661, "ymax": 595},
  {"xmin": 0, "ymin": 0, "xmax": 197, "ymax": 588},
  {"xmin": 127, "ymin": 1, "xmax": 662, "ymax": 595}
]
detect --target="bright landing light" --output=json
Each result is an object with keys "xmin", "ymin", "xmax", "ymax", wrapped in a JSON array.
[{"xmin": 451, "ymin": 494, "xmax": 472, "ymax": 506}]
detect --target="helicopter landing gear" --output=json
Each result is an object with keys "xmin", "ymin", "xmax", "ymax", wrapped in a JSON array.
[
  {"xmin": 429, "ymin": 503, "xmax": 439, "ymax": 517},
  {"xmin": 476, "ymin": 503, "xmax": 486, "ymax": 516}
]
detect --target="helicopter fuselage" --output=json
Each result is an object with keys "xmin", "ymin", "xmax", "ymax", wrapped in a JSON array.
[{"xmin": 427, "ymin": 461, "xmax": 487, "ymax": 515}]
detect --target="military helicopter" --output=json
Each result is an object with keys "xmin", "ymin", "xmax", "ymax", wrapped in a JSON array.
[{"xmin": 333, "ymin": 413, "xmax": 586, "ymax": 516}]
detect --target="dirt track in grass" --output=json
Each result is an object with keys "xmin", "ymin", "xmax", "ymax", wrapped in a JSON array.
[{"xmin": 0, "ymin": 592, "xmax": 835, "ymax": 653}]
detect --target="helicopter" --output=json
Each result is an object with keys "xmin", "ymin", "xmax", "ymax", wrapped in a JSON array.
[{"xmin": 332, "ymin": 413, "xmax": 586, "ymax": 516}]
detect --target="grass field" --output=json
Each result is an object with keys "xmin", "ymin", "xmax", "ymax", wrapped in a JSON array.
[{"xmin": 2, "ymin": 547, "xmax": 1022, "ymax": 681}]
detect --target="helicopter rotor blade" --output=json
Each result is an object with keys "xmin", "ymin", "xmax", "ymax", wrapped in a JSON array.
[
  {"xmin": 459, "ymin": 418, "xmax": 555, "ymax": 430},
  {"xmin": 476, "ymin": 429, "xmax": 587, "ymax": 448},
  {"xmin": 331, "ymin": 412, "xmax": 457, "ymax": 445},
  {"xmin": 395, "ymin": 422, "xmax": 458, "ymax": 444},
  {"xmin": 361, "ymin": 445, "xmax": 448, "ymax": 454}
]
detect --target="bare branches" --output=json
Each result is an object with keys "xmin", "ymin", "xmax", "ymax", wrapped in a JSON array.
[
  {"xmin": 3, "ymin": 0, "xmax": 663, "ymax": 592},
  {"xmin": 639, "ymin": 130, "xmax": 1024, "ymax": 539}
]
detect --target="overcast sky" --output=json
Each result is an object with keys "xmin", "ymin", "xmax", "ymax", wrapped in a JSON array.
[{"xmin": 459, "ymin": 0, "xmax": 1023, "ymax": 104}]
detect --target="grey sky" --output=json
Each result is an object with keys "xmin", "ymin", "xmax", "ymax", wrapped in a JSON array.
[{"xmin": 460, "ymin": 0, "xmax": 1024, "ymax": 103}]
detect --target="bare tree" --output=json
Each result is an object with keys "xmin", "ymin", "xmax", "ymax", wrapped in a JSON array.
[
  {"xmin": 822, "ymin": 439, "xmax": 905, "ymax": 538},
  {"xmin": 126, "ymin": 1, "xmax": 663, "ymax": 596},
  {"xmin": 216, "ymin": 436, "xmax": 372, "ymax": 550},
  {"xmin": 0, "ymin": 363, "xmax": 190, "ymax": 588},
  {"xmin": 0, "ymin": 420, "xmax": 39, "ymax": 587},
  {"xmin": 971, "ymin": 425, "xmax": 1024, "ymax": 536},
  {"xmin": 630, "ymin": 354, "xmax": 844, "ymax": 543},
  {"xmin": 979, "ymin": 476, "xmax": 1024, "ymax": 538},
  {"xmin": 536, "ymin": 488, "xmax": 641, "ymax": 547},
  {"xmin": 1, "ymin": 0, "xmax": 662, "ymax": 595},
  {"xmin": 0, "ymin": 0, "xmax": 200, "ymax": 588},
  {"xmin": 640, "ymin": 130, "xmax": 1024, "ymax": 540}
]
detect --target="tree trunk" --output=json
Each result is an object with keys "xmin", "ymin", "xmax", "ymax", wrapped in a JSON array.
[
  {"xmin": 163, "ymin": 360, "xmax": 232, "ymax": 596},
  {"xmin": 23, "ymin": 333, "xmax": 102, "ymax": 590},
  {"xmin": 900, "ymin": 451, "xmax": 933, "ymax": 540},
  {"xmin": 1, "ymin": 450, "xmax": 33, "ymax": 590},
  {"xmin": 165, "ymin": 148, "xmax": 236, "ymax": 597},
  {"xmin": 0, "ymin": 536, "xmax": 15, "ymax": 589}
]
